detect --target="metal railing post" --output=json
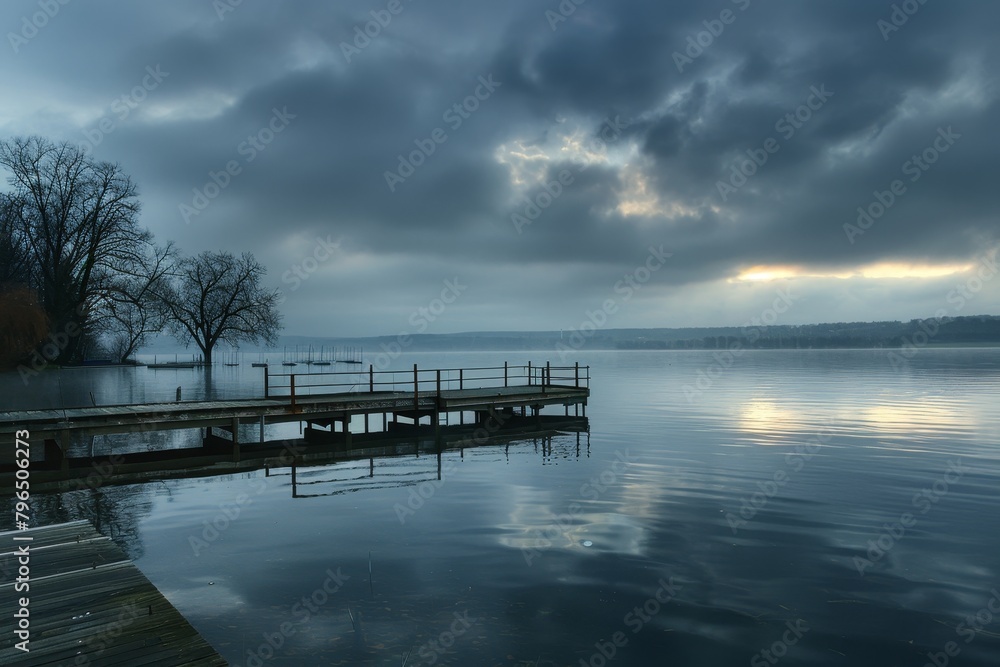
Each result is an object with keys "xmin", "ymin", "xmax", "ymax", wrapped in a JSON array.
[
  {"xmin": 504, "ymin": 362, "xmax": 508, "ymax": 388},
  {"xmin": 459, "ymin": 368, "xmax": 464, "ymax": 391},
  {"xmin": 413, "ymin": 363, "xmax": 419, "ymax": 416},
  {"xmin": 264, "ymin": 364, "xmax": 269, "ymax": 398},
  {"xmin": 369, "ymin": 364, "xmax": 374, "ymax": 392},
  {"xmin": 575, "ymin": 362, "xmax": 579, "ymax": 388},
  {"xmin": 290, "ymin": 374, "xmax": 296, "ymax": 412},
  {"xmin": 527, "ymin": 361, "xmax": 532, "ymax": 386},
  {"xmin": 436, "ymin": 369, "xmax": 441, "ymax": 399}
]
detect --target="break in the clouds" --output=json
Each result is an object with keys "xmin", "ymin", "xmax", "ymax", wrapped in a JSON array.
[{"xmin": 1, "ymin": 0, "xmax": 998, "ymax": 336}]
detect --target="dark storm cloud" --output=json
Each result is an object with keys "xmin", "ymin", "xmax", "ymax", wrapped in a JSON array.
[{"xmin": 1, "ymin": 0, "xmax": 998, "ymax": 334}]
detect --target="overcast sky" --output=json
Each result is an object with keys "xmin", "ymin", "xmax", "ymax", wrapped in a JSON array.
[{"xmin": 2, "ymin": 0, "xmax": 998, "ymax": 336}]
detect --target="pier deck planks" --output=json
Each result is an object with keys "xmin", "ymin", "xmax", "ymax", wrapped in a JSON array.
[
  {"xmin": 0, "ymin": 520, "xmax": 226, "ymax": 666},
  {"xmin": 0, "ymin": 384, "xmax": 589, "ymax": 439}
]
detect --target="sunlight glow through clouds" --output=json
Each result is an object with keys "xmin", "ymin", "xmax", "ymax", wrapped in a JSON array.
[
  {"xmin": 495, "ymin": 118, "xmax": 635, "ymax": 196},
  {"xmin": 732, "ymin": 262, "xmax": 975, "ymax": 283}
]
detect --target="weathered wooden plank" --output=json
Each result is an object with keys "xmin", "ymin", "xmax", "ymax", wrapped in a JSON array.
[{"xmin": 0, "ymin": 521, "xmax": 226, "ymax": 666}]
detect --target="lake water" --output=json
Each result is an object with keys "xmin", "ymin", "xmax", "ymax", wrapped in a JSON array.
[{"xmin": 3, "ymin": 348, "xmax": 1000, "ymax": 666}]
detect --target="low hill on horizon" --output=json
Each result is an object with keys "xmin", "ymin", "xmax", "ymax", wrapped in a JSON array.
[{"xmin": 138, "ymin": 314, "xmax": 1000, "ymax": 355}]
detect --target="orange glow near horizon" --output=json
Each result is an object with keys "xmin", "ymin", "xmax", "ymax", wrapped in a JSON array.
[{"xmin": 732, "ymin": 261, "xmax": 976, "ymax": 283}]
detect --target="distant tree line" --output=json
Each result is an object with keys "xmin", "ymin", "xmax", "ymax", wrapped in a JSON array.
[
  {"xmin": 613, "ymin": 316, "xmax": 1000, "ymax": 350},
  {"xmin": 0, "ymin": 136, "xmax": 282, "ymax": 373}
]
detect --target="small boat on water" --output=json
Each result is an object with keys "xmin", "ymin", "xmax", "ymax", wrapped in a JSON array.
[{"xmin": 313, "ymin": 345, "xmax": 332, "ymax": 366}]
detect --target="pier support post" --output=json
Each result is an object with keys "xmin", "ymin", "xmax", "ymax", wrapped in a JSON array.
[
  {"xmin": 44, "ymin": 436, "xmax": 66, "ymax": 470},
  {"xmin": 435, "ymin": 370, "xmax": 442, "ymax": 437},
  {"xmin": 59, "ymin": 432, "xmax": 70, "ymax": 471},
  {"xmin": 231, "ymin": 416, "xmax": 240, "ymax": 462}
]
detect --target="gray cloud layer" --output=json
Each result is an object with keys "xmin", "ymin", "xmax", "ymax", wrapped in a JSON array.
[{"xmin": 2, "ymin": 0, "xmax": 998, "ymax": 335}]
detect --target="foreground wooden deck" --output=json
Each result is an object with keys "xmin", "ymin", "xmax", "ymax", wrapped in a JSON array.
[{"xmin": 0, "ymin": 520, "xmax": 226, "ymax": 665}]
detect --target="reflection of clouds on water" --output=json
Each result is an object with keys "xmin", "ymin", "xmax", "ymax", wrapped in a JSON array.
[{"xmin": 497, "ymin": 483, "xmax": 647, "ymax": 558}]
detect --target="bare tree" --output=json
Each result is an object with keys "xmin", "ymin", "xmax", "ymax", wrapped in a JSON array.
[
  {"xmin": 99, "ymin": 242, "xmax": 176, "ymax": 363},
  {"xmin": 160, "ymin": 251, "xmax": 282, "ymax": 364},
  {"xmin": 0, "ymin": 193, "xmax": 33, "ymax": 287},
  {"xmin": 0, "ymin": 137, "xmax": 147, "ymax": 363}
]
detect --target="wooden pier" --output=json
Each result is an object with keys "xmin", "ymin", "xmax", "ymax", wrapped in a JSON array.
[
  {"xmin": 0, "ymin": 363, "xmax": 589, "ymax": 480},
  {"xmin": 0, "ymin": 520, "xmax": 226, "ymax": 665}
]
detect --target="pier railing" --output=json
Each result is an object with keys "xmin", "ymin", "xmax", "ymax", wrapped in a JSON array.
[{"xmin": 264, "ymin": 362, "xmax": 590, "ymax": 402}]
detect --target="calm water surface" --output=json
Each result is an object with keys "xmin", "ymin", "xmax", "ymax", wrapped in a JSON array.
[{"xmin": 3, "ymin": 349, "xmax": 1000, "ymax": 666}]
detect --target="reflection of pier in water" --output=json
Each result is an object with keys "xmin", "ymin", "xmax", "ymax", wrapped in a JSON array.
[{"xmin": 285, "ymin": 432, "xmax": 590, "ymax": 499}]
